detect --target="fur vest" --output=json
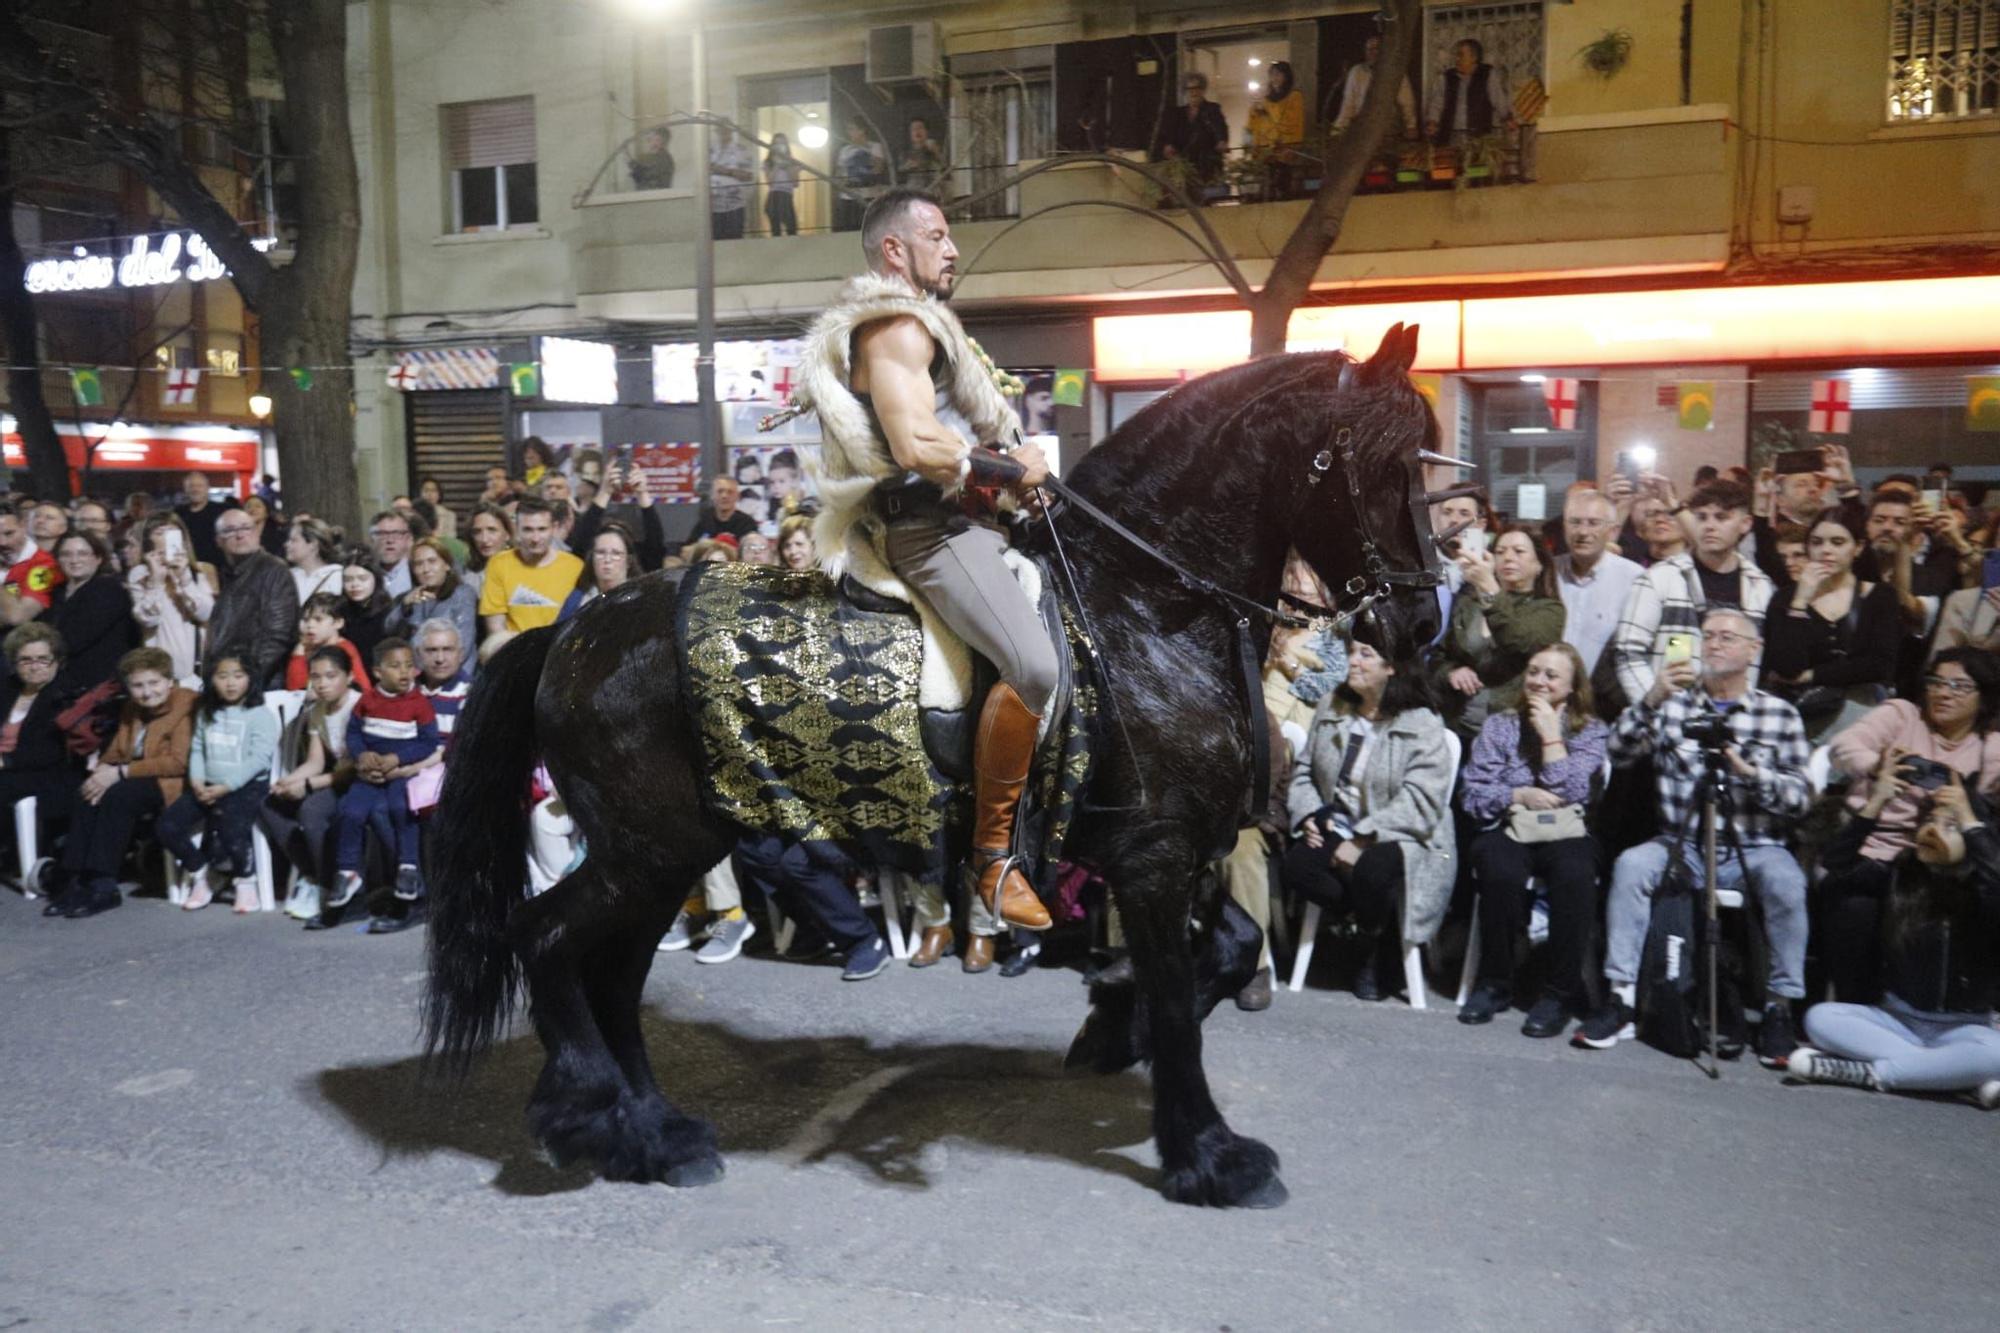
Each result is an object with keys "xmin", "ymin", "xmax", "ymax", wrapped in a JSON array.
[{"xmin": 794, "ymin": 272, "xmax": 1021, "ymax": 579}]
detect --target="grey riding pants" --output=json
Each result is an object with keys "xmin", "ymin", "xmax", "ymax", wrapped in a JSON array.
[{"xmin": 881, "ymin": 515, "xmax": 1058, "ymax": 715}]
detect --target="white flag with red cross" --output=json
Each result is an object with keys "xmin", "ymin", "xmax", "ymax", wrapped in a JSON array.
[
  {"xmin": 387, "ymin": 360, "xmax": 420, "ymax": 392},
  {"xmin": 1808, "ymin": 378, "xmax": 1851, "ymax": 434},
  {"xmin": 1542, "ymin": 377, "xmax": 1579, "ymax": 431},
  {"xmin": 162, "ymin": 367, "xmax": 201, "ymax": 406}
]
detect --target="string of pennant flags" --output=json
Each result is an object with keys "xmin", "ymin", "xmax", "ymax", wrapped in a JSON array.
[{"xmin": 25, "ymin": 360, "xmax": 2000, "ymax": 433}]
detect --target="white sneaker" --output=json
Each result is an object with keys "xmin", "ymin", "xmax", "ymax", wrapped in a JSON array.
[
  {"xmin": 1972, "ymin": 1079, "xmax": 2000, "ymax": 1111},
  {"xmin": 694, "ymin": 915, "xmax": 756, "ymax": 964},
  {"xmin": 1786, "ymin": 1048, "xmax": 1877, "ymax": 1091},
  {"xmin": 181, "ymin": 867, "xmax": 214, "ymax": 911},
  {"xmin": 285, "ymin": 880, "xmax": 322, "ymax": 920}
]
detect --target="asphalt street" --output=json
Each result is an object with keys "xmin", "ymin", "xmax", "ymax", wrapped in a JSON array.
[{"xmin": 3, "ymin": 887, "xmax": 1995, "ymax": 1331}]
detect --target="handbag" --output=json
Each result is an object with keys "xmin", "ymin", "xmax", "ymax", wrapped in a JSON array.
[
  {"xmin": 407, "ymin": 762, "xmax": 446, "ymax": 814},
  {"xmin": 1505, "ymin": 802, "xmax": 1587, "ymax": 844}
]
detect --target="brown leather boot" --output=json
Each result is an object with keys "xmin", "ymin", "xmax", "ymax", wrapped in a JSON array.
[
  {"xmin": 970, "ymin": 684, "xmax": 1053, "ymax": 931},
  {"xmin": 961, "ymin": 933, "xmax": 996, "ymax": 973},
  {"xmin": 909, "ymin": 925, "xmax": 954, "ymax": 968}
]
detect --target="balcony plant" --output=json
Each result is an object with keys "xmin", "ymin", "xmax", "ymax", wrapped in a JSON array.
[
  {"xmin": 1460, "ymin": 132, "xmax": 1506, "ymax": 188},
  {"xmin": 1394, "ymin": 138, "xmax": 1427, "ymax": 189},
  {"xmin": 1427, "ymin": 142, "xmax": 1460, "ymax": 187},
  {"xmin": 1577, "ymin": 29, "xmax": 1633, "ymax": 81}
]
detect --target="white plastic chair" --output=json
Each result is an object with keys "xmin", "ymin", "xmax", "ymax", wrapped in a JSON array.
[
  {"xmin": 1289, "ymin": 730, "xmax": 1462, "ymax": 1008},
  {"xmin": 13, "ymin": 795, "xmax": 41, "ymax": 898},
  {"xmin": 249, "ymin": 691, "xmax": 307, "ymax": 912}
]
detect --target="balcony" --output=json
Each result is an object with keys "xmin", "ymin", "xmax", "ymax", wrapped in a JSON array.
[{"xmin": 571, "ymin": 105, "xmax": 1733, "ymax": 325}]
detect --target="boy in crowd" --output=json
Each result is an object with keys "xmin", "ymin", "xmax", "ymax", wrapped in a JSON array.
[
  {"xmin": 286, "ymin": 593, "xmax": 371, "ymax": 691},
  {"xmin": 323, "ymin": 638, "xmax": 442, "ymax": 917}
]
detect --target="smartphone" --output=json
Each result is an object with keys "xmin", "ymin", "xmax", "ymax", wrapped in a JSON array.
[
  {"xmin": 609, "ymin": 444, "xmax": 637, "ymax": 503},
  {"xmin": 1664, "ymin": 632, "xmax": 1695, "ymax": 665},
  {"xmin": 1898, "ymin": 756, "xmax": 1954, "ymax": 792},
  {"xmin": 161, "ymin": 528, "xmax": 184, "ymax": 561},
  {"xmin": 1920, "ymin": 488, "xmax": 1945, "ymax": 511},
  {"xmin": 1615, "ymin": 450, "xmax": 1642, "ymax": 482},
  {"xmin": 1774, "ymin": 448, "xmax": 1826, "ymax": 477},
  {"xmin": 1984, "ymin": 550, "xmax": 2000, "ymax": 591},
  {"xmin": 1454, "ymin": 527, "xmax": 1488, "ymax": 556}
]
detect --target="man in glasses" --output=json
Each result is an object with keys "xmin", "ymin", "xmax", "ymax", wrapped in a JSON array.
[
  {"xmin": 1577, "ymin": 607, "xmax": 1812, "ymax": 1067},
  {"xmin": 206, "ymin": 510, "xmax": 296, "ymax": 685},
  {"xmin": 1152, "ymin": 70, "xmax": 1229, "ymax": 192}
]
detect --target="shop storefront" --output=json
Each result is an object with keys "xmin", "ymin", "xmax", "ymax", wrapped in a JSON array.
[{"xmin": 1, "ymin": 419, "xmax": 262, "ymax": 500}]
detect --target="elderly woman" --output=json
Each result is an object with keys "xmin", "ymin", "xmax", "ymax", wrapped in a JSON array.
[
  {"xmin": 1283, "ymin": 635, "xmax": 1457, "ymax": 1001},
  {"xmin": 127, "ymin": 513, "xmax": 218, "ymax": 686},
  {"xmin": 1822, "ymin": 648, "xmax": 2000, "ymax": 1001},
  {"xmin": 47, "ymin": 530, "xmax": 139, "ymax": 693},
  {"xmin": 1430, "ymin": 524, "xmax": 1566, "ymax": 740},
  {"xmin": 1456, "ymin": 642, "xmax": 1610, "ymax": 1035},
  {"xmin": 777, "ymin": 514, "xmax": 816, "ymax": 572},
  {"xmin": 0, "ymin": 625, "xmax": 81, "ymax": 859},
  {"xmin": 45, "ymin": 647, "xmax": 196, "ymax": 919},
  {"xmin": 384, "ymin": 536, "xmax": 478, "ymax": 656}
]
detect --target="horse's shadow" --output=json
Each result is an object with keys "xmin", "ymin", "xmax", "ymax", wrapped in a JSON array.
[{"xmin": 312, "ymin": 1008, "xmax": 1159, "ymax": 1198}]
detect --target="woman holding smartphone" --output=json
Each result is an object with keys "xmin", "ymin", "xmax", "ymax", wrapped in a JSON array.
[{"xmin": 126, "ymin": 514, "xmax": 218, "ymax": 685}]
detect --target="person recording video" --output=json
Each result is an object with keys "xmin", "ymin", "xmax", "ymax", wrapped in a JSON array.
[{"xmin": 1573, "ymin": 607, "xmax": 1812, "ymax": 1065}]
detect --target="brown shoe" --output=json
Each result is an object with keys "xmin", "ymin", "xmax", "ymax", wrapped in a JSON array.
[
  {"xmin": 909, "ymin": 925, "xmax": 954, "ymax": 968},
  {"xmin": 1234, "ymin": 967, "xmax": 1273, "ymax": 1012},
  {"xmin": 962, "ymin": 933, "xmax": 996, "ymax": 973},
  {"xmin": 970, "ymin": 684, "xmax": 1053, "ymax": 932}
]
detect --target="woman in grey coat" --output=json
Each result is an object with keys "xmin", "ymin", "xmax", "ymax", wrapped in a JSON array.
[{"xmin": 1284, "ymin": 637, "xmax": 1459, "ymax": 999}]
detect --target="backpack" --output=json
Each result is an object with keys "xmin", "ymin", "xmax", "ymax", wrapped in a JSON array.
[{"xmin": 1636, "ymin": 849, "xmax": 1705, "ymax": 1058}]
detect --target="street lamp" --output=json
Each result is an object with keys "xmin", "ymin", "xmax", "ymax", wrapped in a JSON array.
[{"xmin": 248, "ymin": 393, "xmax": 272, "ymax": 418}]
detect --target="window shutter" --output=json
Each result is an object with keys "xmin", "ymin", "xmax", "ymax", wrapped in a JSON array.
[{"xmin": 444, "ymin": 97, "xmax": 537, "ymax": 170}]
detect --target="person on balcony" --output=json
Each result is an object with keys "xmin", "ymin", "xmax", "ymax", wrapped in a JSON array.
[
  {"xmin": 1424, "ymin": 38, "xmax": 1516, "ymax": 149},
  {"xmin": 833, "ymin": 118, "xmax": 886, "ymax": 233},
  {"xmin": 1246, "ymin": 60, "xmax": 1305, "ymax": 199},
  {"xmin": 628, "ymin": 125, "xmax": 674, "ymax": 191},
  {"xmin": 1333, "ymin": 34, "xmax": 1417, "ymax": 136},
  {"xmin": 708, "ymin": 122, "xmax": 756, "ymax": 241},
  {"xmin": 1153, "ymin": 71, "xmax": 1228, "ymax": 197},
  {"xmin": 899, "ymin": 117, "xmax": 946, "ymax": 195}
]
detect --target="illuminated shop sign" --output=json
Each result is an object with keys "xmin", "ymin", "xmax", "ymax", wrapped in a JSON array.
[{"xmin": 22, "ymin": 233, "xmax": 278, "ymax": 295}]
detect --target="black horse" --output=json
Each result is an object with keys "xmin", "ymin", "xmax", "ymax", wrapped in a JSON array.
[{"xmin": 423, "ymin": 324, "xmax": 1445, "ymax": 1208}]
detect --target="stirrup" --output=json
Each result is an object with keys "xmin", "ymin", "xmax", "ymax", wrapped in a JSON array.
[{"xmin": 971, "ymin": 848, "xmax": 1043, "ymax": 928}]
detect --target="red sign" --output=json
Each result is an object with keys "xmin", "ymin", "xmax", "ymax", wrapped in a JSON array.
[
  {"xmin": 2, "ymin": 428, "xmax": 258, "ymax": 474},
  {"xmin": 630, "ymin": 443, "xmax": 702, "ymax": 504}
]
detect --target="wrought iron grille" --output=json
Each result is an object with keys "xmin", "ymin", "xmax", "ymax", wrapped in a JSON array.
[
  {"xmin": 1422, "ymin": 2, "xmax": 1546, "ymax": 107},
  {"xmin": 1889, "ymin": 0, "xmax": 2000, "ymax": 120}
]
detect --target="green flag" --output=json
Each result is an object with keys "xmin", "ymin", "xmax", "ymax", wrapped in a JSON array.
[
  {"xmin": 510, "ymin": 362, "xmax": 541, "ymax": 397},
  {"xmin": 1677, "ymin": 381, "xmax": 1715, "ymax": 431},
  {"xmin": 289, "ymin": 367, "xmax": 314, "ymax": 391},
  {"xmin": 1967, "ymin": 376, "xmax": 2000, "ymax": 432},
  {"xmin": 1052, "ymin": 369, "xmax": 1086, "ymax": 407},
  {"xmin": 70, "ymin": 367, "xmax": 103, "ymax": 407}
]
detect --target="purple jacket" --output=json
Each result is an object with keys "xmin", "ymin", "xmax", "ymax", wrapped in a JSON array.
[{"xmin": 1460, "ymin": 710, "xmax": 1610, "ymax": 825}]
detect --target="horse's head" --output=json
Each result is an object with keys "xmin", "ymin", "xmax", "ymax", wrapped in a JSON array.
[{"xmin": 1284, "ymin": 323, "xmax": 1453, "ymax": 662}]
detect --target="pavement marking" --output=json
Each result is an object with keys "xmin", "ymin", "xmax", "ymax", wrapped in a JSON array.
[
  {"xmin": 773, "ymin": 1064, "xmax": 915, "ymax": 1167},
  {"xmin": 115, "ymin": 1069, "xmax": 194, "ymax": 1097}
]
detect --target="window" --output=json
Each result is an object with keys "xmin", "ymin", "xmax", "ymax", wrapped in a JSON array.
[
  {"xmin": 952, "ymin": 49, "xmax": 1055, "ymax": 221},
  {"xmin": 1889, "ymin": 1, "xmax": 2000, "ymax": 121},
  {"xmin": 443, "ymin": 96, "xmax": 539, "ymax": 231}
]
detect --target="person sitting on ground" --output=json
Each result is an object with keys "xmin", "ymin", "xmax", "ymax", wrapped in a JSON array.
[
  {"xmin": 284, "ymin": 593, "xmax": 371, "ymax": 693},
  {"xmin": 1821, "ymin": 649, "xmax": 2000, "ymax": 1001},
  {"xmin": 1576, "ymin": 608, "xmax": 1811, "ymax": 1065},
  {"xmin": 1430, "ymin": 523, "xmax": 1566, "ymax": 740},
  {"xmin": 127, "ymin": 514, "xmax": 217, "ymax": 686},
  {"xmin": 316, "ymin": 638, "xmax": 442, "ymax": 928},
  {"xmin": 1283, "ymin": 634, "xmax": 1457, "ymax": 1001},
  {"xmin": 1762, "ymin": 506, "xmax": 1901, "ymax": 742},
  {"xmin": 384, "ymin": 535, "xmax": 478, "ymax": 655},
  {"xmin": 1789, "ymin": 765, "xmax": 2000, "ymax": 1109},
  {"xmin": 0, "ymin": 625, "xmax": 81, "ymax": 863},
  {"xmin": 45, "ymin": 647, "xmax": 197, "ymax": 919},
  {"xmin": 1457, "ymin": 643, "xmax": 1611, "ymax": 1036},
  {"xmin": 259, "ymin": 646, "xmax": 362, "ymax": 920},
  {"xmin": 155, "ymin": 651, "xmax": 278, "ymax": 913},
  {"xmin": 46, "ymin": 530, "xmax": 139, "ymax": 694}
]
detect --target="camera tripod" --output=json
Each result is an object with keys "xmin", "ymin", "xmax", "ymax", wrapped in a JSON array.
[{"xmin": 1666, "ymin": 734, "xmax": 1755, "ymax": 1080}]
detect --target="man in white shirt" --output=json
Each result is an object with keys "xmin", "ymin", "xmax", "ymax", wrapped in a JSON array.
[
  {"xmin": 708, "ymin": 123, "xmax": 756, "ymax": 241},
  {"xmin": 1554, "ymin": 485, "xmax": 1641, "ymax": 682},
  {"xmin": 1334, "ymin": 34, "xmax": 1417, "ymax": 134}
]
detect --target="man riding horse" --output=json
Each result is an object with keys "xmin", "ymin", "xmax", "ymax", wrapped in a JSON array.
[{"xmin": 795, "ymin": 186, "xmax": 1056, "ymax": 933}]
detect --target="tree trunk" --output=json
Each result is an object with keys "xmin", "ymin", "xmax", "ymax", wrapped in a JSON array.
[
  {"xmin": 260, "ymin": 304, "xmax": 361, "ymax": 535},
  {"xmin": 0, "ymin": 131, "xmax": 72, "ymax": 500},
  {"xmin": 1247, "ymin": 0, "xmax": 1427, "ymax": 358}
]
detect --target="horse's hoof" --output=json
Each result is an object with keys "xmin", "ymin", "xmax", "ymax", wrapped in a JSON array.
[
  {"xmin": 1237, "ymin": 1173, "xmax": 1289, "ymax": 1210},
  {"xmin": 663, "ymin": 1152, "xmax": 726, "ymax": 1188},
  {"xmin": 1162, "ymin": 1128, "xmax": 1286, "ymax": 1208}
]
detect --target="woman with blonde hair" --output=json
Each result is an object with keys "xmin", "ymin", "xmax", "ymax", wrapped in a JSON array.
[{"xmin": 127, "ymin": 513, "xmax": 218, "ymax": 685}]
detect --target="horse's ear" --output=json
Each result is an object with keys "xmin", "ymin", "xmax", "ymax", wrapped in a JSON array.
[{"xmin": 1363, "ymin": 322, "xmax": 1420, "ymax": 383}]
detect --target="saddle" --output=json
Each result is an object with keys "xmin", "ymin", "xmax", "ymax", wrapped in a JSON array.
[{"xmin": 674, "ymin": 559, "xmax": 1090, "ymax": 887}]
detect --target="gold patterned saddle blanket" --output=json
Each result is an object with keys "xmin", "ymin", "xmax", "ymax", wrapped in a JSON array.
[{"xmin": 674, "ymin": 561, "xmax": 1094, "ymax": 880}]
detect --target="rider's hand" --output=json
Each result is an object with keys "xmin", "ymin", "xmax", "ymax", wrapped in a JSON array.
[{"xmin": 1011, "ymin": 441, "xmax": 1050, "ymax": 490}]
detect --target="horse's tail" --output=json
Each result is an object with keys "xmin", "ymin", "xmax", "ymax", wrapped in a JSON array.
[{"xmin": 421, "ymin": 626, "xmax": 555, "ymax": 1077}]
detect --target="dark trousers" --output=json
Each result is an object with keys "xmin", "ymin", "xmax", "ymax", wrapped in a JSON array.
[
  {"xmin": 734, "ymin": 834, "xmax": 873, "ymax": 950},
  {"xmin": 258, "ymin": 788, "xmax": 339, "ymax": 884},
  {"xmin": 712, "ymin": 207, "xmax": 745, "ymax": 240},
  {"xmin": 59, "ymin": 777, "xmax": 164, "ymax": 882},
  {"xmin": 1469, "ymin": 829, "xmax": 1598, "ymax": 1002},
  {"xmin": 1818, "ymin": 857, "xmax": 1895, "ymax": 1003},
  {"xmin": 1, "ymin": 767, "xmax": 78, "ymax": 848},
  {"xmin": 1281, "ymin": 838, "xmax": 1405, "ymax": 937},
  {"xmin": 157, "ymin": 779, "xmax": 270, "ymax": 875},
  {"xmin": 764, "ymin": 190, "xmax": 797, "ymax": 236},
  {"xmin": 335, "ymin": 778, "xmax": 416, "ymax": 872}
]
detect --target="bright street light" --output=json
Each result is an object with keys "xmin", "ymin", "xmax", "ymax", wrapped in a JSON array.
[{"xmin": 249, "ymin": 393, "xmax": 272, "ymax": 418}]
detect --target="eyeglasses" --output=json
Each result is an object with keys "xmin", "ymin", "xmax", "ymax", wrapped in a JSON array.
[
  {"xmin": 14, "ymin": 654, "xmax": 56, "ymax": 668},
  {"xmin": 216, "ymin": 525, "xmax": 255, "ymax": 536},
  {"xmin": 371, "ymin": 527, "xmax": 409, "ymax": 539},
  {"xmin": 1705, "ymin": 631, "xmax": 1756, "ymax": 646},
  {"xmin": 1566, "ymin": 517, "xmax": 1609, "ymax": 530},
  {"xmin": 1924, "ymin": 675, "xmax": 1978, "ymax": 696}
]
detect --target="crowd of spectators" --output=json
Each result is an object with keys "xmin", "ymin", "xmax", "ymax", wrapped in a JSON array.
[
  {"xmin": 2, "ymin": 454, "xmax": 807, "ymax": 934},
  {"xmin": 1247, "ymin": 446, "xmax": 1999, "ymax": 1111}
]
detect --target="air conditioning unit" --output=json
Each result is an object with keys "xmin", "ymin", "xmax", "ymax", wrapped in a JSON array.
[{"xmin": 866, "ymin": 22, "xmax": 940, "ymax": 85}]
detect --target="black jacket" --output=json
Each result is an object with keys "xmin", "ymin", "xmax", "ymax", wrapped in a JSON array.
[
  {"xmin": 1154, "ymin": 101, "xmax": 1229, "ymax": 179},
  {"xmin": 208, "ymin": 550, "xmax": 297, "ymax": 685},
  {"xmin": 49, "ymin": 573, "xmax": 141, "ymax": 694},
  {"xmin": 0, "ymin": 678, "xmax": 78, "ymax": 777},
  {"xmin": 1826, "ymin": 800, "xmax": 2000, "ymax": 1015}
]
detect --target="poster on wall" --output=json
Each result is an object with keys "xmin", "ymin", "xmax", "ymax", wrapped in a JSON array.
[
  {"xmin": 653, "ymin": 339, "xmax": 806, "ymax": 404},
  {"xmin": 1006, "ymin": 366, "xmax": 1061, "ymax": 475},
  {"xmin": 726, "ymin": 444, "xmax": 822, "ymax": 534},
  {"xmin": 597, "ymin": 443, "xmax": 702, "ymax": 505}
]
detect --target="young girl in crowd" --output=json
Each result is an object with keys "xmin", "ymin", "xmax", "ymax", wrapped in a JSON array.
[
  {"xmin": 260, "ymin": 646, "xmax": 362, "ymax": 921},
  {"xmin": 339, "ymin": 555, "xmax": 393, "ymax": 666},
  {"xmin": 285, "ymin": 593, "xmax": 371, "ymax": 691},
  {"xmin": 156, "ymin": 653, "xmax": 279, "ymax": 912}
]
